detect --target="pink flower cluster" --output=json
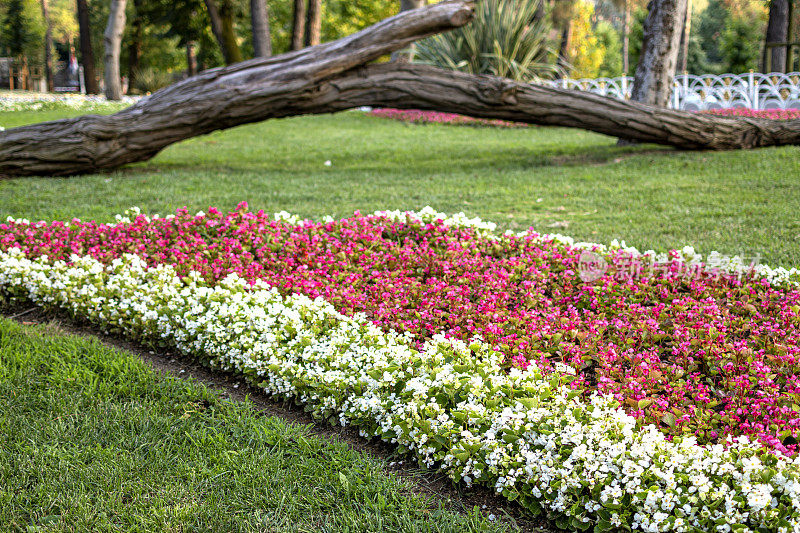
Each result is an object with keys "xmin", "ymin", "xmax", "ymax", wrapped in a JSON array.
[
  {"xmin": 369, "ymin": 108, "xmax": 527, "ymax": 128},
  {"xmin": 701, "ymin": 108, "xmax": 800, "ymax": 120},
  {"xmin": 4, "ymin": 205, "xmax": 800, "ymax": 454}
]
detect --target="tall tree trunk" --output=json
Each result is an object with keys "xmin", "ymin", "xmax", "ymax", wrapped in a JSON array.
[
  {"xmin": 186, "ymin": 41, "xmax": 198, "ymax": 76},
  {"xmin": 630, "ymin": 0, "xmax": 688, "ymax": 108},
  {"xmin": 76, "ymin": 0, "xmax": 99, "ymax": 94},
  {"xmin": 305, "ymin": 0, "xmax": 322, "ymax": 47},
  {"xmin": 291, "ymin": 0, "xmax": 306, "ymax": 50},
  {"xmin": 765, "ymin": 0, "xmax": 789, "ymax": 72},
  {"xmin": 786, "ymin": 0, "xmax": 795, "ymax": 71},
  {"xmin": 622, "ymin": 0, "xmax": 630, "ymax": 75},
  {"xmin": 40, "ymin": 0, "xmax": 54, "ymax": 92},
  {"xmin": 104, "ymin": 0, "xmax": 127, "ymax": 100},
  {"xmin": 678, "ymin": 0, "xmax": 692, "ymax": 73},
  {"xmin": 128, "ymin": 0, "xmax": 143, "ymax": 91},
  {"xmin": 4, "ymin": 0, "xmax": 800, "ymax": 178},
  {"xmin": 250, "ymin": 0, "xmax": 272, "ymax": 57},
  {"xmin": 392, "ymin": 0, "xmax": 427, "ymax": 62},
  {"xmin": 205, "ymin": 0, "xmax": 243, "ymax": 64},
  {"xmin": 557, "ymin": 21, "xmax": 572, "ymax": 72}
]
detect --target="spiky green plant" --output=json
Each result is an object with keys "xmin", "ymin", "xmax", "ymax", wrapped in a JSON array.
[
  {"xmin": 413, "ymin": 0, "xmax": 558, "ymax": 82},
  {"xmin": 132, "ymin": 67, "xmax": 176, "ymax": 94}
]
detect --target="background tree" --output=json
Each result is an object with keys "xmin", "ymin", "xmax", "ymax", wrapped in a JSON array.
[
  {"xmin": 103, "ymin": 0, "xmax": 127, "ymax": 99},
  {"xmin": 677, "ymin": 0, "xmax": 691, "ymax": 72},
  {"xmin": 291, "ymin": 0, "xmax": 305, "ymax": 50},
  {"xmin": 40, "ymin": 0, "xmax": 55, "ymax": 91},
  {"xmin": 318, "ymin": 0, "xmax": 395, "ymax": 43},
  {"xmin": 564, "ymin": 0, "xmax": 606, "ymax": 77},
  {"xmin": 721, "ymin": 13, "xmax": 764, "ymax": 72},
  {"xmin": 250, "ymin": 0, "xmax": 271, "ymax": 56},
  {"xmin": 131, "ymin": 0, "xmax": 216, "ymax": 90},
  {"xmin": 304, "ymin": 0, "xmax": 321, "ymax": 46},
  {"xmin": 49, "ymin": 0, "xmax": 78, "ymax": 39},
  {"xmin": 0, "ymin": 0, "xmax": 45, "ymax": 59},
  {"xmin": 76, "ymin": 0, "xmax": 99, "ymax": 92},
  {"xmin": 630, "ymin": 0, "xmax": 688, "ymax": 107},
  {"xmin": 695, "ymin": 0, "xmax": 726, "ymax": 70},
  {"xmin": 608, "ymin": 0, "xmax": 632, "ymax": 75},
  {"xmin": 765, "ymin": 0, "xmax": 789, "ymax": 71},
  {"xmin": 553, "ymin": 0, "xmax": 578, "ymax": 71},
  {"xmin": 204, "ymin": 0, "xmax": 243, "ymax": 63}
]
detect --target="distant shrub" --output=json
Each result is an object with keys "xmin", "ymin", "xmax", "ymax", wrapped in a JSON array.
[{"xmin": 132, "ymin": 67, "xmax": 175, "ymax": 94}]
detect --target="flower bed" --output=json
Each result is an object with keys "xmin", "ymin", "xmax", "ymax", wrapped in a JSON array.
[
  {"xmin": 700, "ymin": 108, "xmax": 800, "ymax": 120},
  {"xmin": 369, "ymin": 107, "xmax": 800, "ymax": 127},
  {"xmin": 0, "ymin": 92, "xmax": 137, "ymax": 113},
  {"xmin": 368, "ymin": 108, "xmax": 527, "ymax": 127},
  {"xmin": 2, "ymin": 206, "xmax": 800, "ymax": 531}
]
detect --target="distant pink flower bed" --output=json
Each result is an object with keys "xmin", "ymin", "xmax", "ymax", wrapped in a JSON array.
[
  {"xmin": 5, "ymin": 205, "xmax": 800, "ymax": 454},
  {"xmin": 368, "ymin": 108, "xmax": 527, "ymax": 128},
  {"xmin": 701, "ymin": 108, "xmax": 800, "ymax": 120},
  {"xmin": 370, "ymin": 107, "xmax": 800, "ymax": 127}
]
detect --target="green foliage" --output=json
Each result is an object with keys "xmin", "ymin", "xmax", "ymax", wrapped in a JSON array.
[
  {"xmin": 568, "ymin": 0, "xmax": 609, "ymax": 78},
  {"xmin": 321, "ymin": 0, "xmax": 397, "ymax": 45},
  {"xmin": 414, "ymin": 0, "xmax": 556, "ymax": 82},
  {"xmin": 0, "ymin": 0, "xmax": 45, "ymax": 60},
  {"xmin": 48, "ymin": 0, "xmax": 78, "ymax": 44},
  {"xmin": 595, "ymin": 20, "xmax": 623, "ymax": 78},
  {"xmin": 718, "ymin": 8, "xmax": 766, "ymax": 73},
  {"xmin": 625, "ymin": 7, "xmax": 647, "ymax": 76},
  {"xmin": 265, "ymin": 0, "xmax": 397, "ymax": 55},
  {"xmin": 131, "ymin": 66, "xmax": 175, "ymax": 93},
  {"xmin": 685, "ymin": 35, "xmax": 711, "ymax": 75},
  {"xmin": 696, "ymin": 0, "xmax": 727, "ymax": 68}
]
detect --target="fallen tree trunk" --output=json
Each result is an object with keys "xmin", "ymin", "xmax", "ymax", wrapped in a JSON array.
[
  {"xmin": 326, "ymin": 64, "xmax": 800, "ymax": 151},
  {"xmin": 2, "ymin": 0, "xmax": 800, "ymax": 178}
]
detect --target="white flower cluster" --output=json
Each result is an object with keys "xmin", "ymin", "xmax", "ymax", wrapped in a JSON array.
[
  {"xmin": 0, "ymin": 93, "xmax": 137, "ymax": 113},
  {"xmin": 374, "ymin": 206, "xmax": 498, "ymax": 235},
  {"xmin": 2, "ymin": 247, "xmax": 800, "ymax": 532}
]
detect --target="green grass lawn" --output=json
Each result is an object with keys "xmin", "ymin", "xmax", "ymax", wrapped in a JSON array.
[
  {"xmin": 0, "ymin": 317, "xmax": 514, "ymax": 532},
  {"xmin": 1, "ymin": 109, "xmax": 799, "ymax": 267}
]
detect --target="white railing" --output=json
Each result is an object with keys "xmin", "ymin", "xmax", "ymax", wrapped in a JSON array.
[{"xmin": 552, "ymin": 72, "xmax": 800, "ymax": 110}]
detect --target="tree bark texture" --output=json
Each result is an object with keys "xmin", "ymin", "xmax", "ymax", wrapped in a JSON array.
[
  {"xmin": 104, "ymin": 0, "xmax": 128, "ymax": 100},
  {"xmin": 305, "ymin": 0, "xmax": 322, "ymax": 47},
  {"xmin": 631, "ymin": 0, "xmax": 688, "ymax": 107},
  {"xmin": 557, "ymin": 21, "xmax": 572, "ymax": 71},
  {"xmin": 204, "ymin": 0, "xmax": 243, "ymax": 64},
  {"xmin": 291, "ymin": 0, "xmax": 306, "ymax": 50},
  {"xmin": 76, "ymin": 0, "xmax": 99, "ymax": 94},
  {"xmin": 40, "ymin": 0, "xmax": 54, "ymax": 92},
  {"xmin": 765, "ymin": 0, "xmax": 789, "ymax": 72},
  {"xmin": 251, "ymin": 0, "xmax": 272, "ymax": 57},
  {"xmin": 186, "ymin": 41, "xmax": 198, "ymax": 76},
  {"xmin": 2, "ymin": 0, "xmax": 800, "ymax": 178}
]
